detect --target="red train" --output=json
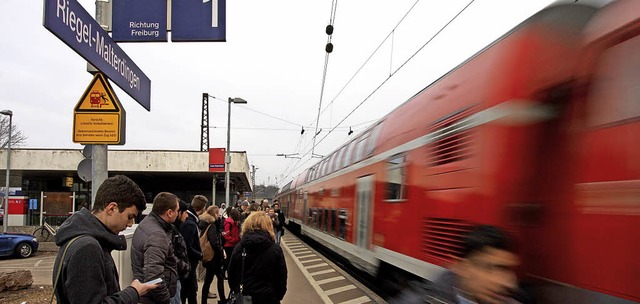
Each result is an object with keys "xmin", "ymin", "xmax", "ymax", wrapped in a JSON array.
[{"xmin": 275, "ymin": 1, "xmax": 639, "ymax": 303}]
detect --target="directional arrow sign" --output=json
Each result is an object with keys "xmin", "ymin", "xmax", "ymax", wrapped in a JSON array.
[
  {"xmin": 172, "ymin": 0, "xmax": 226, "ymax": 41},
  {"xmin": 73, "ymin": 73, "xmax": 126, "ymax": 145}
]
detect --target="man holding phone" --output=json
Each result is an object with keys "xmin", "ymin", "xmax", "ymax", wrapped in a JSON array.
[{"xmin": 53, "ymin": 175, "xmax": 158, "ymax": 304}]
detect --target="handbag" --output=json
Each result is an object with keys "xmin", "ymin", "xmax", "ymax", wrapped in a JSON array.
[{"xmin": 228, "ymin": 248, "xmax": 252, "ymax": 304}]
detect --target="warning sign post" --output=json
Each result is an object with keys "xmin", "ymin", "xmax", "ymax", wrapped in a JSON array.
[{"xmin": 73, "ymin": 73, "xmax": 126, "ymax": 145}]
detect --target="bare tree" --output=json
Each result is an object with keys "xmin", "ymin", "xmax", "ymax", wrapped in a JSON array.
[{"xmin": 0, "ymin": 116, "xmax": 27, "ymax": 148}]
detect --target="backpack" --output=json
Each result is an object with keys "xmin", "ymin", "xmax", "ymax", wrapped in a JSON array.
[{"xmin": 199, "ymin": 224, "xmax": 214, "ymax": 263}]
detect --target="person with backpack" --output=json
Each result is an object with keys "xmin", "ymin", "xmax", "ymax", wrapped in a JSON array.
[{"xmin": 199, "ymin": 205, "xmax": 227, "ymax": 304}]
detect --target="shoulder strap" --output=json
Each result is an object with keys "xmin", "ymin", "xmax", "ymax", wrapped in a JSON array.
[
  {"xmin": 201, "ymin": 223, "xmax": 211, "ymax": 237},
  {"xmin": 240, "ymin": 247, "xmax": 246, "ymax": 292},
  {"xmin": 51, "ymin": 235, "xmax": 85, "ymax": 304}
]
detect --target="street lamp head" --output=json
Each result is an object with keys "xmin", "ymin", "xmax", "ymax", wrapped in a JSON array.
[
  {"xmin": 229, "ymin": 97, "xmax": 248, "ymax": 104},
  {"xmin": 0, "ymin": 110, "xmax": 12, "ymax": 116}
]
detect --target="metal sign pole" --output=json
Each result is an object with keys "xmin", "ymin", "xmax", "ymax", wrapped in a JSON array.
[{"xmin": 90, "ymin": 1, "xmax": 111, "ymax": 203}]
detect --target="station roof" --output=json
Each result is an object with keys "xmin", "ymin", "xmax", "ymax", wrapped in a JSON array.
[{"xmin": 0, "ymin": 148, "xmax": 253, "ymax": 193}]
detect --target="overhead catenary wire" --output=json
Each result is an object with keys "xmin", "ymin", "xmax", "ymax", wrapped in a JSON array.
[
  {"xmin": 280, "ymin": 0, "xmax": 476, "ymax": 186},
  {"xmin": 312, "ymin": 0, "xmax": 476, "ymax": 153},
  {"xmin": 311, "ymin": 0, "xmax": 339, "ymax": 157},
  {"xmin": 209, "ymin": 94, "xmax": 372, "ymax": 131},
  {"xmin": 314, "ymin": 0, "xmax": 422, "ymax": 123}
]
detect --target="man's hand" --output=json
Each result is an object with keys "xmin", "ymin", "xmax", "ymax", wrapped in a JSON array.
[{"xmin": 131, "ymin": 279, "xmax": 159, "ymax": 296}]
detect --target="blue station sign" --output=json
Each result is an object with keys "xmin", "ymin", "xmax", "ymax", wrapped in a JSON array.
[
  {"xmin": 43, "ymin": 0, "xmax": 151, "ymax": 111},
  {"xmin": 112, "ymin": 0, "xmax": 167, "ymax": 42},
  {"xmin": 172, "ymin": 0, "xmax": 226, "ymax": 42}
]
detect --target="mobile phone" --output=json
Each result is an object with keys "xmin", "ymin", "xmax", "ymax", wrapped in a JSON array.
[{"xmin": 144, "ymin": 278, "xmax": 162, "ymax": 285}]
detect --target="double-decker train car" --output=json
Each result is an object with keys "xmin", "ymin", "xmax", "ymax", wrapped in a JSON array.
[{"xmin": 276, "ymin": 1, "xmax": 639, "ymax": 303}]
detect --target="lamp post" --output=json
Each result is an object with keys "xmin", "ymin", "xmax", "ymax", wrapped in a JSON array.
[
  {"xmin": 1, "ymin": 110, "xmax": 13, "ymax": 233},
  {"xmin": 226, "ymin": 98, "xmax": 247, "ymax": 208}
]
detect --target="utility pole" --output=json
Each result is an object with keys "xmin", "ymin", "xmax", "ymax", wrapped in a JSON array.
[
  {"xmin": 251, "ymin": 164, "xmax": 257, "ymax": 191},
  {"xmin": 201, "ymin": 93, "xmax": 210, "ymax": 151}
]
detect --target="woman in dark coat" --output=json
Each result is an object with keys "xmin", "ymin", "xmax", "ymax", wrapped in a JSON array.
[
  {"xmin": 228, "ymin": 212, "xmax": 288, "ymax": 304},
  {"xmin": 199, "ymin": 205, "xmax": 226, "ymax": 304}
]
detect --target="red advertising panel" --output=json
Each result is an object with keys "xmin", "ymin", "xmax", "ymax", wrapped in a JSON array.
[{"xmin": 209, "ymin": 148, "xmax": 225, "ymax": 172}]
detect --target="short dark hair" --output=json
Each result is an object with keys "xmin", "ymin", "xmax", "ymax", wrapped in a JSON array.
[
  {"xmin": 461, "ymin": 225, "xmax": 512, "ymax": 258},
  {"xmin": 93, "ymin": 175, "xmax": 146, "ymax": 213},
  {"xmin": 191, "ymin": 195, "xmax": 208, "ymax": 211},
  {"xmin": 272, "ymin": 202, "xmax": 279, "ymax": 208},
  {"xmin": 152, "ymin": 192, "xmax": 178, "ymax": 215},
  {"xmin": 178, "ymin": 200, "xmax": 189, "ymax": 212}
]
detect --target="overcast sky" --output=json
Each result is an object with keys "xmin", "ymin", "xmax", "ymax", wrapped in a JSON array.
[{"xmin": 1, "ymin": 0, "xmax": 563, "ymax": 186}]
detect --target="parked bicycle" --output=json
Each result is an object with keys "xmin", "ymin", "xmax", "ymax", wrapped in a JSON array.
[{"xmin": 33, "ymin": 221, "xmax": 57, "ymax": 242}]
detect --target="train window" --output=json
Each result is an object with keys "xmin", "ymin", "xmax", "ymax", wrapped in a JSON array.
[
  {"xmin": 316, "ymin": 162, "xmax": 322, "ymax": 178},
  {"xmin": 322, "ymin": 209, "xmax": 329, "ymax": 232},
  {"xmin": 324, "ymin": 155, "xmax": 332, "ymax": 176},
  {"xmin": 338, "ymin": 209, "xmax": 348, "ymax": 239},
  {"xmin": 331, "ymin": 209, "xmax": 337, "ymax": 236},
  {"xmin": 335, "ymin": 147, "xmax": 345, "ymax": 171},
  {"xmin": 325, "ymin": 155, "xmax": 334, "ymax": 175},
  {"xmin": 323, "ymin": 157, "xmax": 330, "ymax": 176},
  {"xmin": 354, "ymin": 132, "xmax": 370, "ymax": 163},
  {"xmin": 305, "ymin": 169, "xmax": 313, "ymax": 183},
  {"xmin": 587, "ymin": 36, "xmax": 640, "ymax": 127},
  {"xmin": 330, "ymin": 149, "xmax": 340, "ymax": 173},
  {"xmin": 314, "ymin": 209, "xmax": 320, "ymax": 229},
  {"xmin": 385, "ymin": 154, "xmax": 406, "ymax": 201},
  {"xmin": 366, "ymin": 123, "xmax": 383, "ymax": 156},
  {"xmin": 343, "ymin": 140, "xmax": 357, "ymax": 167}
]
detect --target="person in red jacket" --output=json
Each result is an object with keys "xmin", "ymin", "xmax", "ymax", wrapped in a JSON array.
[{"xmin": 222, "ymin": 208, "xmax": 242, "ymax": 277}]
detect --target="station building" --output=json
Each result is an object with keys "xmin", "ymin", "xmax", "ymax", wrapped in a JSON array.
[{"xmin": 0, "ymin": 148, "xmax": 252, "ymax": 226}]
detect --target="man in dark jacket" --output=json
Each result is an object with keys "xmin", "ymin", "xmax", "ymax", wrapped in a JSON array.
[
  {"xmin": 172, "ymin": 201, "xmax": 191, "ymax": 304},
  {"xmin": 53, "ymin": 175, "xmax": 157, "ymax": 304},
  {"xmin": 179, "ymin": 200, "xmax": 203, "ymax": 304},
  {"xmin": 132, "ymin": 192, "xmax": 181, "ymax": 304},
  {"xmin": 272, "ymin": 201, "xmax": 286, "ymax": 245}
]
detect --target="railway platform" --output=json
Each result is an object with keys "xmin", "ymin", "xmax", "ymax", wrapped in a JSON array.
[{"xmin": 0, "ymin": 230, "xmax": 385, "ymax": 304}]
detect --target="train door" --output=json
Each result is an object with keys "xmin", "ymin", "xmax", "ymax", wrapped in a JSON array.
[
  {"xmin": 355, "ymin": 175, "xmax": 374, "ymax": 249},
  {"xmin": 570, "ymin": 30, "xmax": 640, "ymax": 301}
]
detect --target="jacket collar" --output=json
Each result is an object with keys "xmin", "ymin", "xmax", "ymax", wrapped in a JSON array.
[{"xmin": 149, "ymin": 211, "xmax": 174, "ymax": 231}]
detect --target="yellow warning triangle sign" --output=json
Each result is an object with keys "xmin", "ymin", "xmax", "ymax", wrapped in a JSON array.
[{"xmin": 74, "ymin": 73, "xmax": 122, "ymax": 112}]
